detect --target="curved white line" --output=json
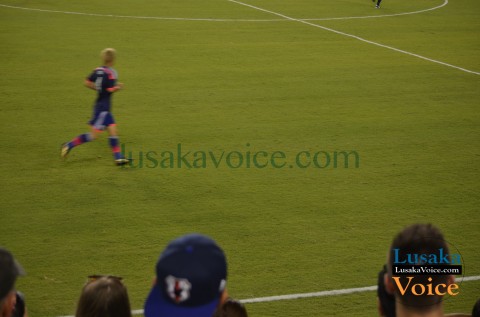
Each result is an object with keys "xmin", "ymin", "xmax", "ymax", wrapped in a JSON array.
[
  {"xmin": 302, "ymin": 0, "xmax": 449, "ymax": 21},
  {"xmin": 0, "ymin": 0, "xmax": 448, "ymax": 22}
]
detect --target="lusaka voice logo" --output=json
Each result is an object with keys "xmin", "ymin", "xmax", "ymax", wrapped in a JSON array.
[{"xmin": 389, "ymin": 238, "xmax": 465, "ymax": 307}]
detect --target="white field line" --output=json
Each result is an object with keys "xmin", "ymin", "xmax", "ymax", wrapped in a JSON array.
[
  {"xmin": 302, "ymin": 0, "xmax": 449, "ymax": 21},
  {"xmin": 228, "ymin": 0, "xmax": 480, "ymax": 76},
  {"xmin": 0, "ymin": 4, "xmax": 280, "ymax": 21},
  {"xmin": 241, "ymin": 274, "xmax": 480, "ymax": 304},
  {"xmin": 56, "ymin": 275, "xmax": 480, "ymax": 317},
  {"xmin": 240, "ymin": 285, "xmax": 378, "ymax": 304},
  {"xmin": 0, "ymin": 0, "xmax": 448, "ymax": 22}
]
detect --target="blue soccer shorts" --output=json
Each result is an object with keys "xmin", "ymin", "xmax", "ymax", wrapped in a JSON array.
[{"xmin": 89, "ymin": 111, "xmax": 116, "ymax": 131}]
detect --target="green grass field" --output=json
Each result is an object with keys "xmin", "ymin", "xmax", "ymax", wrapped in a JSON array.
[{"xmin": 1, "ymin": 0, "xmax": 479, "ymax": 316}]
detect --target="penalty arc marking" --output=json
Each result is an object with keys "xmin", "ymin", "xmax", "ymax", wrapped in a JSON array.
[{"xmin": 0, "ymin": 0, "xmax": 448, "ymax": 22}]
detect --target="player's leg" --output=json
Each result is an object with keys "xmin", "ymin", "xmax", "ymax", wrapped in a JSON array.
[
  {"xmin": 376, "ymin": 0, "xmax": 382, "ymax": 8},
  {"xmin": 105, "ymin": 115, "xmax": 129, "ymax": 166},
  {"xmin": 61, "ymin": 111, "xmax": 105, "ymax": 159},
  {"xmin": 61, "ymin": 128, "xmax": 99, "ymax": 158},
  {"xmin": 106, "ymin": 124, "xmax": 122, "ymax": 160}
]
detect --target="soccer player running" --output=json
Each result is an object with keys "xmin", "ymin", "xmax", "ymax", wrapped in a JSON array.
[{"xmin": 61, "ymin": 48, "xmax": 130, "ymax": 166}]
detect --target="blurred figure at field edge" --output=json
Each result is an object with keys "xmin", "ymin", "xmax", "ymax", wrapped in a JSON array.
[{"xmin": 372, "ymin": 0, "xmax": 382, "ymax": 8}]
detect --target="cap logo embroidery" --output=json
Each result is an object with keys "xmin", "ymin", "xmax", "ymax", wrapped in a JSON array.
[{"xmin": 165, "ymin": 275, "xmax": 192, "ymax": 303}]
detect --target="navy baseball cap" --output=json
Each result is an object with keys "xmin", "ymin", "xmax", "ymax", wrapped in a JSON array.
[
  {"xmin": 144, "ymin": 234, "xmax": 228, "ymax": 317},
  {"xmin": 0, "ymin": 247, "xmax": 25, "ymax": 301}
]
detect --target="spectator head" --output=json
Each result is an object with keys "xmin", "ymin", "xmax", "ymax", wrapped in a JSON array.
[
  {"xmin": 0, "ymin": 248, "xmax": 25, "ymax": 317},
  {"xmin": 0, "ymin": 248, "xmax": 25, "ymax": 302},
  {"xmin": 473, "ymin": 298, "xmax": 480, "ymax": 317},
  {"xmin": 385, "ymin": 223, "xmax": 456, "ymax": 313},
  {"xmin": 377, "ymin": 265, "xmax": 395, "ymax": 317},
  {"xmin": 213, "ymin": 298, "xmax": 248, "ymax": 317},
  {"xmin": 75, "ymin": 275, "xmax": 132, "ymax": 317},
  {"xmin": 144, "ymin": 233, "xmax": 228, "ymax": 317}
]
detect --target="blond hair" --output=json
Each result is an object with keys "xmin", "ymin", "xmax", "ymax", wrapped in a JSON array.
[{"xmin": 100, "ymin": 48, "xmax": 116, "ymax": 64}]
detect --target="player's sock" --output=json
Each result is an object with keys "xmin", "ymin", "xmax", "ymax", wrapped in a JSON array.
[
  {"xmin": 67, "ymin": 133, "xmax": 93, "ymax": 149},
  {"xmin": 376, "ymin": 0, "xmax": 382, "ymax": 6},
  {"xmin": 109, "ymin": 136, "xmax": 123, "ymax": 160}
]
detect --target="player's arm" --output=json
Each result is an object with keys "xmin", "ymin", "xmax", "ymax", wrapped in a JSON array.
[
  {"xmin": 84, "ymin": 78, "xmax": 122, "ymax": 92},
  {"xmin": 106, "ymin": 82, "xmax": 123, "ymax": 93},
  {"xmin": 103, "ymin": 71, "xmax": 123, "ymax": 93},
  {"xmin": 84, "ymin": 79, "xmax": 97, "ymax": 91}
]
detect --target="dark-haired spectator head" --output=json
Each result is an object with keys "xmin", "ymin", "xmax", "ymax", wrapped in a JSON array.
[
  {"xmin": 144, "ymin": 233, "xmax": 228, "ymax": 317},
  {"xmin": 377, "ymin": 264, "xmax": 395, "ymax": 317},
  {"xmin": 75, "ymin": 275, "xmax": 132, "ymax": 317},
  {"xmin": 0, "ymin": 248, "xmax": 25, "ymax": 317},
  {"xmin": 473, "ymin": 298, "xmax": 480, "ymax": 317},
  {"xmin": 213, "ymin": 298, "xmax": 248, "ymax": 317},
  {"xmin": 385, "ymin": 224, "xmax": 462, "ymax": 317},
  {"xmin": 0, "ymin": 248, "xmax": 24, "ymax": 301}
]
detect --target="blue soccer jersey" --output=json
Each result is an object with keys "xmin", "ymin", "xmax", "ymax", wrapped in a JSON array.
[{"xmin": 87, "ymin": 66, "xmax": 118, "ymax": 113}]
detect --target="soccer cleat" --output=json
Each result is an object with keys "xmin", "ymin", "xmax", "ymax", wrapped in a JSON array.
[
  {"xmin": 376, "ymin": 5, "xmax": 380, "ymax": 8},
  {"xmin": 115, "ymin": 158, "xmax": 132, "ymax": 166},
  {"xmin": 61, "ymin": 144, "xmax": 71, "ymax": 159}
]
